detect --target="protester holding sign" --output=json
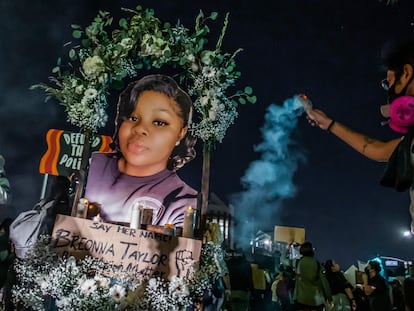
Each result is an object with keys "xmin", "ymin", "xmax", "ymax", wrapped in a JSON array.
[{"xmin": 84, "ymin": 74, "xmax": 198, "ymax": 227}]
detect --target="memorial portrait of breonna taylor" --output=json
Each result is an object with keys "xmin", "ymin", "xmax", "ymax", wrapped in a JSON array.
[{"xmin": 84, "ymin": 74, "xmax": 198, "ymax": 228}]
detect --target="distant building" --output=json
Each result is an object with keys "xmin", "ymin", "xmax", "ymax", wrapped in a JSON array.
[{"xmin": 206, "ymin": 192, "xmax": 233, "ymax": 248}]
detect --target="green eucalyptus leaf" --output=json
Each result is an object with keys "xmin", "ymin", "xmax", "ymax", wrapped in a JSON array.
[
  {"xmin": 163, "ymin": 49, "xmax": 172, "ymax": 58},
  {"xmin": 225, "ymin": 65, "xmax": 234, "ymax": 73},
  {"xmin": 68, "ymin": 49, "xmax": 76, "ymax": 60},
  {"xmin": 239, "ymin": 97, "xmax": 246, "ymax": 105},
  {"xmin": 248, "ymin": 95, "xmax": 257, "ymax": 103},
  {"xmin": 52, "ymin": 66, "xmax": 60, "ymax": 74},
  {"xmin": 119, "ymin": 18, "xmax": 128, "ymax": 29},
  {"xmin": 72, "ymin": 30, "xmax": 82, "ymax": 39},
  {"xmin": 81, "ymin": 39, "xmax": 91, "ymax": 48},
  {"xmin": 134, "ymin": 63, "xmax": 143, "ymax": 69},
  {"xmin": 71, "ymin": 24, "xmax": 81, "ymax": 29},
  {"xmin": 210, "ymin": 12, "xmax": 218, "ymax": 20},
  {"xmin": 244, "ymin": 86, "xmax": 253, "ymax": 95},
  {"xmin": 56, "ymin": 57, "xmax": 61, "ymax": 66}
]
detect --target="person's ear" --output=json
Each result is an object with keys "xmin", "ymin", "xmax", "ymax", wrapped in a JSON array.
[
  {"xmin": 401, "ymin": 64, "xmax": 414, "ymax": 85},
  {"xmin": 178, "ymin": 126, "xmax": 188, "ymax": 141}
]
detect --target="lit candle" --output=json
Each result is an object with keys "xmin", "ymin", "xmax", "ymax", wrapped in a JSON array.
[
  {"xmin": 93, "ymin": 213, "xmax": 102, "ymax": 223},
  {"xmin": 76, "ymin": 198, "xmax": 89, "ymax": 218},
  {"xmin": 182, "ymin": 206, "xmax": 195, "ymax": 238},
  {"xmin": 130, "ymin": 202, "xmax": 141, "ymax": 229},
  {"xmin": 164, "ymin": 223, "xmax": 176, "ymax": 236}
]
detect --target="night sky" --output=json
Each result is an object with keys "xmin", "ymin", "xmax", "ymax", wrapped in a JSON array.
[{"xmin": 1, "ymin": 0, "xmax": 414, "ymax": 269}]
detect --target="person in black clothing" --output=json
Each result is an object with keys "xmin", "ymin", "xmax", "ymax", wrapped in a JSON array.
[
  {"xmin": 324, "ymin": 259, "xmax": 356, "ymax": 311},
  {"xmin": 227, "ymin": 250, "xmax": 253, "ymax": 311},
  {"xmin": 403, "ymin": 266, "xmax": 414, "ymax": 311},
  {"xmin": 305, "ymin": 38, "xmax": 414, "ymax": 234},
  {"xmin": 361, "ymin": 260, "xmax": 392, "ymax": 311}
]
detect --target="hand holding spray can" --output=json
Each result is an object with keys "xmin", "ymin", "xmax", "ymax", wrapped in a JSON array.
[
  {"xmin": 295, "ymin": 94, "xmax": 312, "ymax": 114},
  {"xmin": 295, "ymin": 94, "xmax": 318, "ymax": 125}
]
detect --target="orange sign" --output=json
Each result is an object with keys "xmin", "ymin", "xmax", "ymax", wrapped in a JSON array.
[
  {"xmin": 51, "ymin": 215, "xmax": 202, "ymax": 280},
  {"xmin": 39, "ymin": 129, "xmax": 112, "ymax": 176}
]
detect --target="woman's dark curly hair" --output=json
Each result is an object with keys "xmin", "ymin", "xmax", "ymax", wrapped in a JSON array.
[{"xmin": 110, "ymin": 74, "xmax": 197, "ymax": 171}]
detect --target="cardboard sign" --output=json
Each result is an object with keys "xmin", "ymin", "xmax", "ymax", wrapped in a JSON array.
[
  {"xmin": 250, "ymin": 263, "xmax": 267, "ymax": 290},
  {"xmin": 51, "ymin": 215, "xmax": 202, "ymax": 280},
  {"xmin": 274, "ymin": 225, "xmax": 305, "ymax": 244},
  {"xmin": 39, "ymin": 129, "xmax": 112, "ymax": 177}
]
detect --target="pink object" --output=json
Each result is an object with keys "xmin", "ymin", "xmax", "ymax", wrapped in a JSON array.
[{"xmin": 389, "ymin": 96, "xmax": 414, "ymax": 134}]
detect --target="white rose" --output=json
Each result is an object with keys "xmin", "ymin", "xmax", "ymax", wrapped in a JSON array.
[{"xmin": 82, "ymin": 56, "xmax": 105, "ymax": 79}]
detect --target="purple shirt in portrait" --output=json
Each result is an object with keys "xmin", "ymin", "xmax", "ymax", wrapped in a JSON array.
[{"xmin": 84, "ymin": 152, "xmax": 198, "ymax": 227}]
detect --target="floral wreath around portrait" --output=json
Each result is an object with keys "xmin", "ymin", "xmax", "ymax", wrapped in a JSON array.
[{"xmin": 31, "ymin": 6, "xmax": 256, "ymax": 144}]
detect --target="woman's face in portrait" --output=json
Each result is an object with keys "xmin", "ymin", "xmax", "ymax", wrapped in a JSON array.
[{"xmin": 118, "ymin": 90, "xmax": 187, "ymax": 176}]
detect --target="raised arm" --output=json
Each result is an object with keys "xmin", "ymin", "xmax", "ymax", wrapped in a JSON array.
[{"xmin": 306, "ymin": 108, "xmax": 401, "ymax": 162}]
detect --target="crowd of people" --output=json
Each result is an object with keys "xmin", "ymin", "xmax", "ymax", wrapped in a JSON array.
[{"xmin": 224, "ymin": 241, "xmax": 414, "ymax": 311}]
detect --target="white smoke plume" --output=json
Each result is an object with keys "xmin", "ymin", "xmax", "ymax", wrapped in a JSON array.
[{"xmin": 230, "ymin": 95, "xmax": 307, "ymax": 249}]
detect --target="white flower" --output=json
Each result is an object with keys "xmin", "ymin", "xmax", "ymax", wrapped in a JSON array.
[
  {"xmin": 84, "ymin": 88, "xmax": 98, "ymax": 99},
  {"xmin": 200, "ymin": 95, "xmax": 209, "ymax": 107},
  {"xmin": 79, "ymin": 278, "xmax": 97, "ymax": 295},
  {"xmin": 191, "ymin": 63, "xmax": 199, "ymax": 72},
  {"xmin": 75, "ymin": 85, "xmax": 84, "ymax": 94},
  {"xmin": 94, "ymin": 275, "xmax": 110, "ymax": 288},
  {"xmin": 208, "ymin": 108, "xmax": 217, "ymax": 121},
  {"xmin": 55, "ymin": 297, "xmax": 70, "ymax": 309},
  {"xmin": 109, "ymin": 284, "xmax": 126, "ymax": 301},
  {"xmin": 98, "ymin": 72, "xmax": 109, "ymax": 84},
  {"xmin": 120, "ymin": 38, "xmax": 134, "ymax": 49},
  {"xmin": 81, "ymin": 96, "xmax": 89, "ymax": 105},
  {"xmin": 168, "ymin": 276, "xmax": 189, "ymax": 297},
  {"xmin": 82, "ymin": 55, "xmax": 106, "ymax": 80},
  {"xmin": 66, "ymin": 256, "xmax": 77, "ymax": 267},
  {"xmin": 147, "ymin": 277, "xmax": 159, "ymax": 290},
  {"xmin": 141, "ymin": 34, "xmax": 169, "ymax": 57},
  {"xmin": 202, "ymin": 66, "xmax": 216, "ymax": 78}
]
